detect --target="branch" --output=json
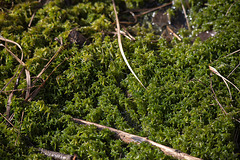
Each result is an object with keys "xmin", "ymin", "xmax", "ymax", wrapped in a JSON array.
[{"xmin": 72, "ymin": 118, "xmax": 202, "ymax": 160}]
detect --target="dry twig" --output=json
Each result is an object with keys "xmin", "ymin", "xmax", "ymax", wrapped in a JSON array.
[
  {"xmin": 73, "ymin": 118, "xmax": 202, "ymax": 160},
  {"xmin": 166, "ymin": 26, "xmax": 182, "ymax": 41}
]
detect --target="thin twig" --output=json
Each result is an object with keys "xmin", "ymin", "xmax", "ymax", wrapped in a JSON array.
[
  {"xmin": 209, "ymin": 75, "xmax": 228, "ymax": 115},
  {"xmin": 215, "ymin": 49, "xmax": 240, "ymax": 62},
  {"xmin": 73, "ymin": 118, "xmax": 202, "ymax": 160},
  {"xmin": 32, "ymin": 38, "xmax": 64, "ymax": 85},
  {"xmin": 0, "ymin": 36, "xmax": 25, "ymax": 93},
  {"xmin": 0, "ymin": 112, "xmax": 16, "ymax": 128},
  {"xmin": 112, "ymin": 0, "xmax": 146, "ymax": 89},
  {"xmin": 26, "ymin": 56, "xmax": 69, "ymax": 101},
  {"xmin": 181, "ymin": 2, "xmax": 191, "ymax": 31},
  {"xmin": 225, "ymin": 1, "xmax": 237, "ymax": 16},
  {"xmin": 227, "ymin": 63, "xmax": 240, "ymax": 78},
  {"xmin": 135, "ymin": 2, "xmax": 172, "ymax": 18},
  {"xmin": 166, "ymin": 26, "xmax": 181, "ymax": 41}
]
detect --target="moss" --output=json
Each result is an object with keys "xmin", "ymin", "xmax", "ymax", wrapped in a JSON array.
[{"xmin": 0, "ymin": 0, "xmax": 240, "ymax": 159}]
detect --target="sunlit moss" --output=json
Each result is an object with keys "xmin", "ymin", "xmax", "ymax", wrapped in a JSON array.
[{"xmin": 0, "ymin": 0, "xmax": 239, "ymax": 159}]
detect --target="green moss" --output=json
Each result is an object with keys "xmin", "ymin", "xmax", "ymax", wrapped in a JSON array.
[{"xmin": 0, "ymin": 0, "xmax": 240, "ymax": 159}]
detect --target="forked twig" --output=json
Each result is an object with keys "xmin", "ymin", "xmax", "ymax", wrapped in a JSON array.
[
  {"xmin": 112, "ymin": 0, "xmax": 146, "ymax": 89},
  {"xmin": 73, "ymin": 118, "xmax": 202, "ymax": 160}
]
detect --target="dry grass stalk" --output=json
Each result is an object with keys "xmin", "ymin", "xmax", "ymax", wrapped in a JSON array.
[
  {"xmin": 209, "ymin": 66, "xmax": 240, "ymax": 99},
  {"xmin": 73, "ymin": 118, "xmax": 202, "ymax": 160},
  {"xmin": 112, "ymin": 0, "xmax": 146, "ymax": 89}
]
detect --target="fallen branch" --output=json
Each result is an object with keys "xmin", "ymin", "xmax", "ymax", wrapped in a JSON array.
[{"xmin": 72, "ymin": 118, "xmax": 202, "ymax": 160}]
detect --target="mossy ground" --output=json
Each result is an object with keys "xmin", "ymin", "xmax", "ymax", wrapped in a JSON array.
[{"xmin": 0, "ymin": 0, "xmax": 239, "ymax": 159}]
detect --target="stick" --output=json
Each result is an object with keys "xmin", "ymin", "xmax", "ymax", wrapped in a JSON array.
[{"xmin": 72, "ymin": 118, "xmax": 202, "ymax": 160}]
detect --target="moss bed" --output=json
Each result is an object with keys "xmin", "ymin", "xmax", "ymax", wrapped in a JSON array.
[{"xmin": 0, "ymin": 0, "xmax": 240, "ymax": 159}]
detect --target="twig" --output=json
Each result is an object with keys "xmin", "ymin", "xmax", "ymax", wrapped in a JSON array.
[
  {"xmin": 215, "ymin": 49, "xmax": 240, "ymax": 62},
  {"xmin": 72, "ymin": 118, "xmax": 202, "ymax": 160},
  {"xmin": 112, "ymin": 0, "xmax": 146, "ymax": 89},
  {"xmin": 0, "ymin": 112, "xmax": 17, "ymax": 129},
  {"xmin": 181, "ymin": 2, "xmax": 191, "ymax": 31},
  {"xmin": 227, "ymin": 63, "xmax": 240, "ymax": 78},
  {"xmin": 225, "ymin": 1, "xmax": 237, "ymax": 16},
  {"xmin": 135, "ymin": 2, "xmax": 172, "ymax": 18},
  {"xmin": 39, "ymin": 148, "xmax": 77, "ymax": 160},
  {"xmin": 166, "ymin": 26, "xmax": 182, "ymax": 41},
  {"xmin": 209, "ymin": 75, "xmax": 228, "ymax": 115},
  {"xmin": 26, "ymin": 56, "xmax": 69, "ymax": 101},
  {"xmin": 0, "ymin": 36, "xmax": 26, "ymax": 94},
  {"xmin": 0, "ymin": 44, "xmax": 26, "ymax": 66},
  {"xmin": 6, "ymin": 67, "xmax": 24, "ymax": 119},
  {"xmin": 32, "ymin": 38, "xmax": 64, "ymax": 85}
]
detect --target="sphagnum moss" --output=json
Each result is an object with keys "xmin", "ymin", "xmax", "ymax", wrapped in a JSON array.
[{"xmin": 0, "ymin": 0, "xmax": 239, "ymax": 159}]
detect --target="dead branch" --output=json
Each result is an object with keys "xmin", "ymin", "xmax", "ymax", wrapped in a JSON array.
[{"xmin": 72, "ymin": 118, "xmax": 202, "ymax": 160}]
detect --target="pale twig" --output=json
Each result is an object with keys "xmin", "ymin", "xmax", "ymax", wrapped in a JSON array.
[
  {"xmin": 112, "ymin": 0, "xmax": 146, "ymax": 89},
  {"xmin": 73, "ymin": 118, "xmax": 202, "ymax": 160},
  {"xmin": 166, "ymin": 26, "xmax": 181, "ymax": 41}
]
